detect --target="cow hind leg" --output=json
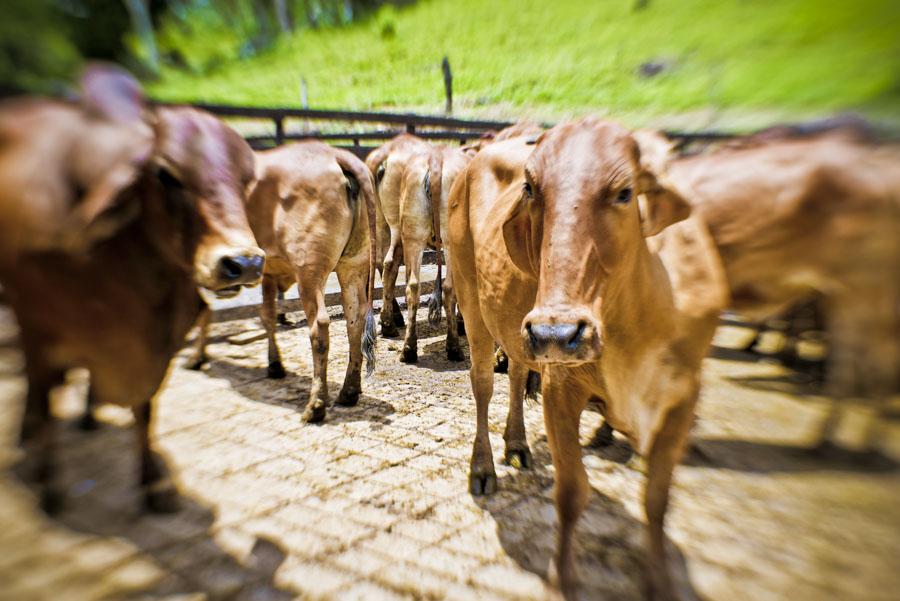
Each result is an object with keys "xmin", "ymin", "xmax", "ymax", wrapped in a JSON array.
[
  {"xmin": 336, "ymin": 264, "xmax": 367, "ymax": 408},
  {"xmin": 493, "ymin": 346, "xmax": 509, "ymax": 374},
  {"xmin": 504, "ymin": 360, "xmax": 532, "ymax": 469},
  {"xmin": 261, "ymin": 274, "xmax": 286, "ymax": 379},
  {"xmin": 380, "ymin": 234, "xmax": 403, "ymax": 337},
  {"xmin": 442, "ymin": 255, "xmax": 463, "ymax": 362},
  {"xmin": 134, "ymin": 401, "xmax": 178, "ymax": 513},
  {"xmin": 400, "ymin": 239, "xmax": 425, "ymax": 363},
  {"xmin": 298, "ymin": 274, "xmax": 331, "ymax": 423},
  {"xmin": 644, "ymin": 400, "xmax": 695, "ymax": 601}
]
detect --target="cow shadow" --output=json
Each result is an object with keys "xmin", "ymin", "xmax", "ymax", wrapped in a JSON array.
[
  {"xmin": 684, "ymin": 437, "xmax": 898, "ymax": 473},
  {"xmin": 725, "ymin": 373, "xmax": 824, "ymax": 399},
  {"xmin": 7, "ymin": 419, "xmax": 292, "ymax": 599},
  {"xmin": 201, "ymin": 357, "xmax": 396, "ymax": 426},
  {"xmin": 474, "ymin": 438, "xmax": 702, "ymax": 601}
]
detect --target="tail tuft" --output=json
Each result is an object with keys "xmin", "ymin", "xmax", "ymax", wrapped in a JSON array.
[
  {"xmin": 363, "ymin": 307, "xmax": 377, "ymax": 376},
  {"xmin": 427, "ymin": 273, "xmax": 443, "ymax": 327}
]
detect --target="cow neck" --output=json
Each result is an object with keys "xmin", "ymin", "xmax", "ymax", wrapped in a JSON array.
[{"xmin": 599, "ymin": 238, "xmax": 668, "ymax": 348}]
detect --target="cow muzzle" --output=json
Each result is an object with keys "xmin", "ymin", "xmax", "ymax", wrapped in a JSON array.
[
  {"xmin": 522, "ymin": 307, "xmax": 601, "ymax": 364},
  {"xmin": 199, "ymin": 246, "xmax": 265, "ymax": 291}
]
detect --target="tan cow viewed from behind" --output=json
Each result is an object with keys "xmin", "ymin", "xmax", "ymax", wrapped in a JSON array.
[
  {"xmin": 234, "ymin": 141, "xmax": 378, "ymax": 423},
  {"xmin": 366, "ymin": 135, "xmax": 470, "ymax": 363},
  {"xmin": 448, "ymin": 118, "xmax": 728, "ymax": 599},
  {"xmin": 634, "ymin": 126, "xmax": 900, "ymax": 456}
]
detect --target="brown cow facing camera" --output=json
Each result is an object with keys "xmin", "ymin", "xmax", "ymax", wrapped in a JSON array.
[
  {"xmin": 0, "ymin": 65, "xmax": 264, "ymax": 514},
  {"xmin": 448, "ymin": 118, "xmax": 728, "ymax": 599}
]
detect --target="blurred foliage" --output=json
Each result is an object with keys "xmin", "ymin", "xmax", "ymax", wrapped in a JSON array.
[
  {"xmin": 0, "ymin": 0, "xmax": 393, "ymax": 93},
  {"xmin": 148, "ymin": 0, "xmax": 900, "ymax": 127},
  {"xmin": 0, "ymin": 0, "xmax": 83, "ymax": 94}
]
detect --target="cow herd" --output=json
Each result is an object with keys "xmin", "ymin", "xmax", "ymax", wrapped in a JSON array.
[{"xmin": 1, "ymin": 65, "xmax": 898, "ymax": 600}]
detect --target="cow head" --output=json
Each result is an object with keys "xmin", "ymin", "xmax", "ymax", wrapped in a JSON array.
[
  {"xmin": 504, "ymin": 118, "xmax": 690, "ymax": 364},
  {"xmin": 140, "ymin": 107, "xmax": 264, "ymax": 293}
]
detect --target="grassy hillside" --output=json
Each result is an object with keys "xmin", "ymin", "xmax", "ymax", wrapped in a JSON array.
[{"xmin": 148, "ymin": 0, "xmax": 900, "ymax": 128}]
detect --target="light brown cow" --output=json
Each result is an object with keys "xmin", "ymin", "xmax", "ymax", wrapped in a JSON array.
[
  {"xmin": 635, "ymin": 127, "xmax": 900, "ymax": 454},
  {"xmin": 448, "ymin": 118, "xmax": 728, "ymax": 599},
  {"xmin": 239, "ymin": 141, "xmax": 378, "ymax": 423},
  {"xmin": 366, "ymin": 135, "xmax": 470, "ymax": 363},
  {"xmin": 0, "ymin": 66, "xmax": 264, "ymax": 513}
]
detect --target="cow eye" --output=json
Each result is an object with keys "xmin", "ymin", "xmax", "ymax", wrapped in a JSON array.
[
  {"xmin": 523, "ymin": 182, "xmax": 533, "ymax": 198},
  {"xmin": 615, "ymin": 187, "xmax": 632, "ymax": 204}
]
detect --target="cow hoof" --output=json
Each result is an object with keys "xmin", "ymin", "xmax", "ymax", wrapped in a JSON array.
[
  {"xmin": 267, "ymin": 361, "xmax": 286, "ymax": 379},
  {"xmin": 277, "ymin": 314, "xmax": 295, "ymax": 327},
  {"xmin": 187, "ymin": 357, "xmax": 207, "ymax": 371},
  {"xmin": 381, "ymin": 322, "xmax": 400, "ymax": 338},
  {"xmin": 588, "ymin": 422, "xmax": 615, "ymax": 448},
  {"xmin": 78, "ymin": 411, "xmax": 99, "ymax": 432},
  {"xmin": 504, "ymin": 447, "xmax": 532, "ymax": 470},
  {"xmin": 400, "ymin": 346, "xmax": 418, "ymax": 364},
  {"xmin": 336, "ymin": 387, "xmax": 360, "ymax": 407},
  {"xmin": 145, "ymin": 487, "xmax": 180, "ymax": 514},
  {"xmin": 302, "ymin": 400, "xmax": 327, "ymax": 424},
  {"xmin": 40, "ymin": 488, "xmax": 64, "ymax": 515},
  {"xmin": 469, "ymin": 472, "xmax": 497, "ymax": 496},
  {"xmin": 626, "ymin": 453, "xmax": 647, "ymax": 474},
  {"xmin": 446, "ymin": 345, "xmax": 464, "ymax": 362}
]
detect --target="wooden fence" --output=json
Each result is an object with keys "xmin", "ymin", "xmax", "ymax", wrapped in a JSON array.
[{"xmin": 176, "ymin": 102, "xmax": 736, "ymax": 158}]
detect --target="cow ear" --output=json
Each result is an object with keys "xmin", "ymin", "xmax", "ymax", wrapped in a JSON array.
[
  {"xmin": 636, "ymin": 169, "xmax": 691, "ymax": 237},
  {"xmin": 502, "ymin": 190, "xmax": 541, "ymax": 276},
  {"xmin": 80, "ymin": 63, "xmax": 145, "ymax": 124}
]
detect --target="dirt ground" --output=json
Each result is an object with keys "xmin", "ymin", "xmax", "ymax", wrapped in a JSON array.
[{"xmin": 0, "ymin": 293, "xmax": 898, "ymax": 601}]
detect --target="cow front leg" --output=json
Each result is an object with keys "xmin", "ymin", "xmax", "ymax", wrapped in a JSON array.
[
  {"xmin": 21, "ymin": 366, "xmax": 65, "ymax": 514},
  {"xmin": 186, "ymin": 302, "xmax": 212, "ymax": 370},
  {"xmin": 78, "ymin": 385, "xmax": 100, "ymax": 431},
  {"xmin": 299, "ymin": 277, "xmax": 330, "ymax": 423},
  {"xmin": 400, "ymin": 240, "xmax": 425, "ymax": 363},
  {"xmin": 336, "ymin": 265, "xmax": 366, "ymax": 407},
  {"xmin": 465, "ymin": 314, "xmax": 497, "ymax": 495},
  {"xmin": 134, "ymin": 401, "xmax": 178, "ymax": 513},
  {"xmin": 543, "ymin": 372, "xmax": 589, "ymax": 599},
  {"xmin": 261, "ymin": 274, "xmax": 286, "ymax": 379},
  {"xmin": 644, "ymin": 399, "xmax": 695, "ymax": 601},
  {"xmin": 503, "ymin": 360, "xmax": 532, "ymax": 469}
]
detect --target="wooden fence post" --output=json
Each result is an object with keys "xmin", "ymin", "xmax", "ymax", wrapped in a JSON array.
[{"xmin": 442, "ymin": 56, "xmax": 453, "ymax": 114}]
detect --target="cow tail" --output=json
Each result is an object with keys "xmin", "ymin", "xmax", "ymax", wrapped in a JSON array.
[
  {"xmin": 427, "ymin": 149, "xmax": 444, "ymax": 327},
  {"xmin": 338, "ymin": 152, "xmax": 378, "ymax": 376}
]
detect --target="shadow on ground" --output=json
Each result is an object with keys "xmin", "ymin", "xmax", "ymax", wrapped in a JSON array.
[
  {"xmin": 474, "ymin": 438, "xmax": 702, "ymax": 601},
  {"xmin": 8, "ymin": 419, "xmax": 293, "ymax": 599},
  {"xmin": 203, "ymin": 357, "xmax": 397, "ymax": 426}
]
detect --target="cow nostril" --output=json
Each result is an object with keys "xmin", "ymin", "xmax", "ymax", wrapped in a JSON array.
[
  {"xmin": 218, "ymin": 256, "xmax": 244, "ymax": 281},
  {"xmin": 566, "ymin": 321, "xmax": 587, "ymax": 350}
]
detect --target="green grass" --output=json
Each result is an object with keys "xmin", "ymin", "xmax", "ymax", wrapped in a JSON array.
[{"xmin": 148, "ymin": 0, "xmax": 900, "ymax": 129}]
